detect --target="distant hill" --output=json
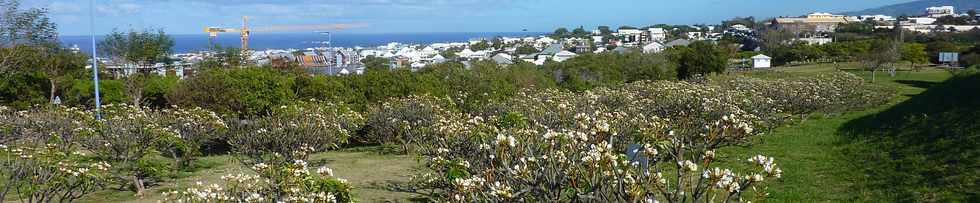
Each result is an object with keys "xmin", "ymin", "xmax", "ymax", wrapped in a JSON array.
[{"xmin": 843, "ymin": 0, "xmax": 980, "ymax": 16}]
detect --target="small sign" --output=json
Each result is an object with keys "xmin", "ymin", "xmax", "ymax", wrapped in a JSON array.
[{"xmin": 939, "ymin": 52, "xmax": 959, "ymax": 63}]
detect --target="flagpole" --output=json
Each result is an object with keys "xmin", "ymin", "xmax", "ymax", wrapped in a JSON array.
[{"xmin": 90, "ymin": 0, "xmax": 102, "ymax": 119}]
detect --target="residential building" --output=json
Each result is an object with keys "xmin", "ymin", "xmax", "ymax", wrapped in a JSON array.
[
  {"xmin": 492, "ymin": 53, "xmax": 514, "ymax": 65},
  {"xmin": 775, "ymin": 12, "xmax": 854, "ymax": 32},
  {"xmin": 616, "ymin": 28, "xmax": 644, "ymax": 44},
  {"xmin": 648, "ymin": 28, "xmax": 667, "ymax": 42},
  {"xmin": 926, "ymin": 6, "xmax": 956, "ymax": 18},
  {"xmin": 554, "ymin": 51, "xmax": 578, "ymax": 62},
  {"xmin": 642, "ymin": 42, "xmax": 665, "ymax": 54}
]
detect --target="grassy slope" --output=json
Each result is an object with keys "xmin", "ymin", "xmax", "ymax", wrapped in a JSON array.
[
  {"xmin": 839, "ymin": 71, "xmax": 979, "ymax": 202},
  {"xmin": 718, "ymin": 65, "xmax": 954, "ymax": 202}
]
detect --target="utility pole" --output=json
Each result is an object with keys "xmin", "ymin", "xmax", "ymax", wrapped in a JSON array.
[{"xmin": 90, "ymin": 0, "xmax": 102, "ymax": 119}]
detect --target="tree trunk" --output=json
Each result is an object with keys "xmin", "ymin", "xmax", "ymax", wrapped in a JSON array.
[
  {"xmin": 132, "ymin": 175, "xmax": 145, "ymax": 197},
  {"xmin": 871, "ymin": 69, "xmax": 877, "ymax": 83},
  {"xmin": 49, "ymin": 79, "xmax": 57, "ymax": 104}
]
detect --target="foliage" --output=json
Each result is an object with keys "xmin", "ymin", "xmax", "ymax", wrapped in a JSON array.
[
  {"xmin": 161, "ymin": 158, "xmax": 353, "ymax": 203},
  {"xmin": 154, "ymin": 107, "xmax": 227, "ymax": 168},
  {"xmin": 515, "ymin": 45, "xmax": 539, "ymax": 55},
  {"xmin": 97, "ymin": 29, "xmax": 174, "ymax": 68},
  {"xmin": 0, "ymin": 106, "xmax": 111, "ymax": 202},
  {"xmin": 229, "ymin": 100, "xmax": 364, "ymax": 167},
  {"xmin": 361, "ymin": 95, "xmax": 457, "ymax": 152},
  {"xmin": 167, "ymin": 67, "xmax": 296, "ymax": 117},
  {"xmin": 671, "ymin": 41, "xmax": 728, "ymax": 79},
  {"xmin": 0, "ymin": 0, "xmax": 58, "ymax": 47},
  {"xmin": 64, "ymin": 79, "xmax": 127, "ymax": 107},
  {"xmin": 396, "ymin": 72, "xmax": 890, "ymax": 202},
  {"xmin": 469, "ymin": 40, "xmax": 490, "ymax": 51},
  {"xmin": 360, "ymin": 55, "xmax": 389, "ymax": 71},
  {"xmin": 542, "ymin": 52, "xmax": 676, "ymax": 91}
]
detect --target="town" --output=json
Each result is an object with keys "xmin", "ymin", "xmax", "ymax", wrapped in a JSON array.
[{"xmin": 92, "ymin": 5, "xmax": 980, "ymax": 79}]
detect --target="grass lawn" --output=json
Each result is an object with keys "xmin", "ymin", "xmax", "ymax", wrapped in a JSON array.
[
  {"xmin": 76, "ymin": 147, "xmax": 421, "ymax": 203},
  {"xmin": 717, "ymin": 66, "xmax": 955, "ymax": 202}
]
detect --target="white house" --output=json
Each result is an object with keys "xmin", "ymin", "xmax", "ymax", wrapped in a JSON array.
[
  {"xmin": 752, "ymin": 54, "xmax": 772, "ymax": 68},
  {"xmin": 458, "ymin": 49, "xmax": 475, "ymax": 58},
  {"xmin": 554, "ymin": 51, "xmax": 578, "ymax": 62},
  {"xmin": 642, "ymin": 42, "xmax": 665, "ymax": 54}
]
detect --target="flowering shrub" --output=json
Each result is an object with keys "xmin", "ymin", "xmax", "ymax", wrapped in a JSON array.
[
  {"xmin": 229, "ymin": 100, "xmax": 364, "ymax": 166},
  {"xmin": 361, "ymin": 95, "xmax": 458, "ymax": 153},
  {"xmin": 155, "ymin": 106, "xmax": 228, "ymax": 168},
  {"xmin": 716, "ymin": 72, "xmax": 893, "ymax": 116},
  {"xmin": 409, "ymin": 112, "xmax": 780, "ymax": 202},
  {"xmin": 395, "ymin": 73, "xmax": 888, "ymax": 202},
  {"xmin": 78, "ymin": 104, "xmax": 184, "ymax": 196},
  {"xmin": 161, "ymin": 155, "xmax": 353, "ymax": 203},
  {"xmin": 0, "ymin": 106, "xmax": 111, "ymax": 202}
]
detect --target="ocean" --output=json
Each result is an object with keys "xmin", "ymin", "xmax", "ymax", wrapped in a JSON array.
[{"xmin": 60, "ymin": 32, "xmax": 545, "ymax": 54}]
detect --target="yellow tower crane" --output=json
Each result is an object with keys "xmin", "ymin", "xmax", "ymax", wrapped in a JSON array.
[{"xmin": 205, "ymin": 16, "xmax": 361, "ymax": 52}]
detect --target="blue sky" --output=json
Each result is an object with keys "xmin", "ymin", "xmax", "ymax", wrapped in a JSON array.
[{"xmin": 24, "ymin": 0, "xmax": 916, "ymax": 36}]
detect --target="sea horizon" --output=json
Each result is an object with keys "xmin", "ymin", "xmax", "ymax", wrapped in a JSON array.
[{"xmin": 61, "ymin": 32, "xmax": 547, "ymax": 54}]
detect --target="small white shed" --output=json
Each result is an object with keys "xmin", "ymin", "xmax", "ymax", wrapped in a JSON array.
[{"xmin": 752, "ymin": 54, "xmax": 772, "ymax": 68}]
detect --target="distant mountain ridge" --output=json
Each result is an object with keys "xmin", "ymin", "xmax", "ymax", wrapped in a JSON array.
[{"xmin": 843, "ymin": 0, "xmax": 980, "ymax": 16}]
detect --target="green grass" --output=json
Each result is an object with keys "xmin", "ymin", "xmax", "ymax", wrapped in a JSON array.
[
  {"xmin": 717, "ymin": 66, "xmax": 957, "ymax": 202},
  {"xmin": 838, "ymin": 72, "xmax": 979, "ymax": 201},
  {"xmin": 74, "ymin": 148, "xmax": 421, "ymax": 203}
]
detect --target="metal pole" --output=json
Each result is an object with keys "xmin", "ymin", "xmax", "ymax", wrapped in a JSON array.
[{"xmin": 90, "ymin": 0, "xmax": 102, "ymax": 119}]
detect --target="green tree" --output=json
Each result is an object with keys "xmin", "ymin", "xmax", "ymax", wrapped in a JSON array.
[
  {"xmin": 40, "ymin": 46, "xmax": 87, "ymax": 103},
  {"xmin": 470, "ymin": 40, "xmax": 490, "ymax": 51},
  {"xmin": 515, "ymin": 45, "xmax": 539, "ymax": 55},
  {"xmin": 673, "ymin": 41, "xmax": 728, "ymax": 79},
  {"xmin": 597, "ymin": 26, "xmax": 612, "ymax": 35},
  {"xmin": 361, "ymin": 55, "xmax": 390, "ymax": 71},
  {"xmin": 901, "ymin": 43, "xmax": 928, "ymax": 71},
  {"xmin": 98, "ymin": 29, "xmax": 175, "ymax": 105},
  {"xmin": 0, "ymin": 0, "xmax": 58, "ymax": 75},
  {"xmin": 166, "ymin": 67, "xmax": 296, "ymax": 117},
  {"xmin": 572, "ymin": 26, "xmax": 589, "ymax": 38},
  {"xmin": 552, "ymin": 27, "xmax": 570, "ymax": 39},
  {"xmin": 863, "ymin": 39, "xmax": 900, "ymax": 82}
]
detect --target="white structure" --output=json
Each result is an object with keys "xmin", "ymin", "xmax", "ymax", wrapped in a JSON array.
[
  {"xmin": 648, "ymin": 28, "xmax": 667, "ymax": 42},
  {"xmin": 926, "ymin": 6, "xmax": 956, "ymax": 18},
  {"xmin": 616, "ymin": 29, "xmax": 644, "ymax": 43},
  {"xmin": 752, "ymin": 54, "xmax": 772, "ymax": 68},
  {"xmin": 642, "ymin": 42, "xmax": 665, "ymax": 54},
  {"xmin": 859, "ymin": 15, "xmax": 896, "ymax": 22},
  {"xmin": 553, "ymin": 51, "xmax": 578, "ymax": 62},
  {"xmin": 796, "ymin": 37, "xmax": 833, "ymax": 45},
  {"xmin": 908, "ymin": 17, "xmax": 937, "ymax": 25}
]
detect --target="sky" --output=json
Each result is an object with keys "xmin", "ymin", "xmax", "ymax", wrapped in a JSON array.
[{"xmin": 20, "ymin": 0, "xmax": 917, "ymax": 36}]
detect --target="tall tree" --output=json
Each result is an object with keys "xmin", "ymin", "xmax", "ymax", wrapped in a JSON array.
[
  {"xmin": 901, "ymin": 43, "xmax": 928, "ymax": 71},
  {"xmin": 98, "ymin": 29, "xmax": 175, "ymax": 105},
  {"xmin": 673, "ymin": 41, "xmax": 728, "ymax": 79},
  {"xmin": 552, "ymin": 27, "xmax": 570, "ymax": 39},
  {"xmin": 0, "ymin": 0, "xmax": 58, "ymax": 75},
  {"xmin": 863, "ymin": 39, "xmax": 899, "ymax": 82},
  {"xmin": 38, "ymin": 45, "xmax": 87, "ymax": 103}
]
